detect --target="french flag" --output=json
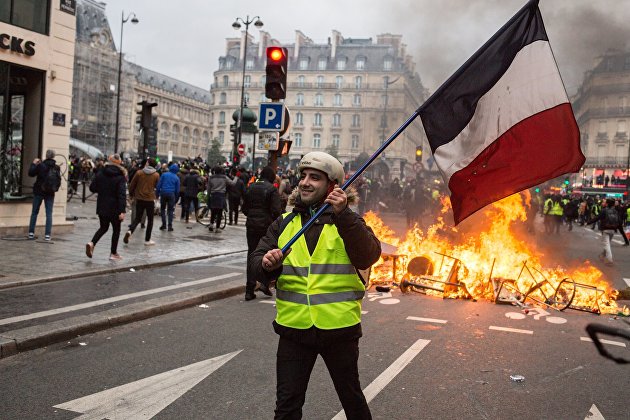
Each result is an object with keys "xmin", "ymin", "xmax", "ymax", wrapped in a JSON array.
[{"xmin": 419, "ymin": 0, "xmax": 585, "ymax": 225}]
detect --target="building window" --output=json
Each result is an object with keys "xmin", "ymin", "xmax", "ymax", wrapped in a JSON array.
[
  {"xmin": 318, "ymin": 57, "xmax": 327, "ymax": 70},
  {"xmin": 210, "ymin": 113, "xmax": 214, "ymax": 124},
  {"xmin": 353, "ymin": 94, "xmax": 361, "ymax": 106},
  {"xmin": 299, "ymin": 58, "xmax": 309, "ymax": 70},
  {"xmin": 172, "ymin": 125, "xmax": 180, "ymax": 142},
  {"xmin": 383, "ymin": 58, "xmax": 393, "ymax": 71},
  {"xmin": 316, "ymin": 76, "xmax": 324, "ymax": 88},
  {"xmin": 313, "ymin": 134, "xmax": 321, "ymax": 148},
  {"xmin": 203, "ymin": 131, "xmax": 210, "ymax": 145},
  {"xmin": 315, "ymin": 93, "xmax": 323, "ymax": 106},
  {"xmin": 617, "ymin": 120, "xmax": 627, "ymax": 134},
  {"xmin": 294, "ymin": 133, "xmax": 302, "ymax": 147},
  {"xmin": 260, "ymin": 93, "xmax": 266, "ymax": 102},
  {"xmin": 193, "ymin": 129, "xmax": 200, "ymax": 145},
  {"xmin": 298, "ymin": 75, "xmax": 306, "ymax": 87},
  {"xmin": 296, "ymin": 112, "xmax": 304, "ymax": 125},
  {"xmin": 355, "ymin": 76, "xmax": 362, "ymax": 89},
  {"xmin": 220, "ymin": 93, "xmax": 227, "ymax": 104},
  {"xmin": 336, "ymin": 76, "xmax": 343, "ymax": 89},
  {"xmin": 336, "ymin": 58, "xmax": 346, "ymax": 70},
  {"xmin": 183, "ymin": 127, "xmax": 190, "ymax": 143},
  {"xmin": 352, "ymin": 135, "xmax": 359, "ymax": 149},
  {"xmin": 352, "ymin": 114, "xmax": 360, "ymax": 127},
  {"xmin": 261, "ymin": 75, "xmax": 266, "ymax": 85},
  {"xmin": 244, "ymin": 75, "xmax": 251, "ymax": 88},
  {"xmin": 332, "ymin": 134, "xmax": 340, "ymax": 147},
  {"xmin": 246, "ymin": 58, "xmax": 254, "ymax": 70},
  {"xmin": 225, "ymin": 59, "xmax": 234, "ymax": 70},
  {"xmin": 356, "ymin": 57, "xmax": 365, "ymax": 70},
  {"xmin": 222, "ymin": 75, "xmax": 229, "ymax": 87},
  {"xmin": 1, "ymin": 0, "xmax": 49, "ymax": 34},
  {"xmin": 160, "ymin": 122, "xmax": 170, "ymax": 140},
  {"xmin": 244, "ymin": 92, "xmax": 250, "ymax": 103},
  {"xmin": 314, "ymin": 113, "xmax": 322, "ymax": 126},
  {"xmin": 598, "ymin": 120, "xmax": 607, "ymax": 134},
  {"xmin": 296, "ymin": 93, "xmax": 304, "ymax": 106},
  {"xmin": 219, "ymin": 131, "xmax": 225, "ymax": 144},
  {"xmin": 219, "ymin": 111, "xmax": 225, "ymax": 124},
  {"xmin": 333, "ymin": 113, "xmax": 341, "ymax": 126},
  {"xmin": 333, "ymin": 94, "xmax": 342, "ymax": 106}
]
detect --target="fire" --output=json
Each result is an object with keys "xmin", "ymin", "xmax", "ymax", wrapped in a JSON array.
[{"xmin": 364, "ymin": 191, "xmax": 623, "ymax": 315}]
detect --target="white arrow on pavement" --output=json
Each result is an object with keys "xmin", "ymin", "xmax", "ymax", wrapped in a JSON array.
[
  {"xmin": 585, "ymin": 403, "xmax": 605, "ymax": 419},
  {"xmin": 54, "ymin": 350, "xmax": 242, "ymax": 419}
]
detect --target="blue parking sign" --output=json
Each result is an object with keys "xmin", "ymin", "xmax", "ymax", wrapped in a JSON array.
[{"xmin": 258, "ymin": 103, "xmax": 285, "ymax": 131}]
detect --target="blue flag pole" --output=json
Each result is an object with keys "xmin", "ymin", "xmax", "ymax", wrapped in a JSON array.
[{"xmin": 281, "ymin": 110, "xmax": 421, "ymax": 253}]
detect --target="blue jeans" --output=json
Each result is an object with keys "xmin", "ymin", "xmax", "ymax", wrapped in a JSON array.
[
  {"xmin": 160, "ymin": 193, "xmax": 176, "ymax": 227},
  {"xmin": 29, "ymin": 194, "xmax": 54, "ymax": 236}
]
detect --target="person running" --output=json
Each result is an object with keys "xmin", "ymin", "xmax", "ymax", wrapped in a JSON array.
[
  {"xmin": 249, "ymin": 151, "xmax": 381, "ymax": 419},
  {"xmin": 85, "ymin": 154, "xmax": 127, "ymax": 260},
  {"xmin": 124, "ymin": 158, "xmax": 159, "ymax": 246}
]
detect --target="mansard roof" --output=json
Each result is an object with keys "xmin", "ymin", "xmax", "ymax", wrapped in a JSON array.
[{"xmin": 128, "ymin": 63, "xmax": 211, "ymax": 104}]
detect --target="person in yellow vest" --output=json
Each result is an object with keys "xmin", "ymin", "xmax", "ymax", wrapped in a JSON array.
[
  {"xmin": 548, "ymin": 194, "xmax": 564, "ymax": 234},
  {"xmin": 543, "ymin": 194, "xmax": 553, "ymax": 234},
  {"xmin": 250, "ymin": 151, "xmax": 381, "ymax": 419}
]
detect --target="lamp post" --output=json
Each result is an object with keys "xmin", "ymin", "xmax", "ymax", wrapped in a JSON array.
[
  {"xmin": 381, "ymin": 75, "xmax": 399, "ymax": 178},
  {"xmin": 113, "ymin": 11, "xmax": 139, "ymax": 154},
  {"xmin": 231, "ymin": 15, "xmax": 263, "ymax": 165}
]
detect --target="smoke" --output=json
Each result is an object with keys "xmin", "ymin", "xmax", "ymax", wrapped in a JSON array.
[{"xmin": 388, "ymin": 0, "xmax": 630, "ymax": 95}]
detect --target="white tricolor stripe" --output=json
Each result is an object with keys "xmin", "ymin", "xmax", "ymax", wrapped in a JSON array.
[
  {"xmin": 489, "ymin": 326, "xmax": 533, "ymax": 335},
  {"xmin": 433, "ymin": 40, "xmax": 568, "ymax": 181}
]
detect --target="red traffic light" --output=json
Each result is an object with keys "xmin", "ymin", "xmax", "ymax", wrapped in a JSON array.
[{"xmin": 267, "ymin": 47, "xmax": 285, "ymax": 62}]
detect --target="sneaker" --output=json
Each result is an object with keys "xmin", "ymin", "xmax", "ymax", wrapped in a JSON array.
[
  {"xmin": 208, "ymin": 226, "xmax": 214, "ymax": 232},
  {"xmin": 123, "ymin": 230, "xmax": 132, "ymax": 244},
  {"xmin": 109, "ymin": 253, "xmax": 122, "ymax": 261},
  {"xmin": 259, "ymin": 284, "xmax": 273, "ymax": 296},
  {"xmin": 168, "ymin": 226, "xmax": 174, "ymax": 232},
  {"xmin": 27, "ymin": 232, "xmax": 35, "ymax": 240},
  {"xmin": 245, "ymin": 292, "xmax": 256, "ymax": 301},
  {"xmin": 144, "ymin": 240, "xmax": 156, "ymax": 246},
  {"xmin": 159, "ymin": 225, "xmax": 167, "ymax": 231},
  {"xmin": 44, "ymin": 235, "xmax": 51, "ymax": 241},
  {"xmin": 85, "ymin": 242, "xmax": 94, "ymax": 258}
]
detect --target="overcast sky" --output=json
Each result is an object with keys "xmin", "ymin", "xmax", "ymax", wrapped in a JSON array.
[{"xmin": 102, "ymin": 0, "xmax": 630, "ymax": 95}]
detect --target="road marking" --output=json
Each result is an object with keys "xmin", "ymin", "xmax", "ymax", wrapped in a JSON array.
[
  {"xmin": 406, "ymin": 316, "xmax": 448, "ymax": 324},
  {"xmin": 580, "ymin": 337, "xmax": 627, "ymax": 347},
  {"xmin": 585, "ymin": 403, "xmax": 606, "ymax": 419},
  {"xmin": 0, "ymin": 273, "xmax": 241, "ymax": 326},
  {"xmin": 260, "ymin": 300, "xmax": 276, "ymax": 305},
  {"xmin": 332, "ymin": 338, "xmax": 431, "ymax": 420},
  {"xmin": 623, "ymin": 278, "xmax": 630, "ymax": 288},
  {"xmin": 612, "ymin": 239, "xmax": 624, "ymax": 245},
  {"xmin": 54, "ymin": 350, "xmax": 241, "ymax": 419},
  {"xmin": 489, "ymin": 326, "xmax": 533, "ymax": 335}
]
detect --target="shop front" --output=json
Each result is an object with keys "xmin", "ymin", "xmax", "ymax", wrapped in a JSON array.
[{"xmin": 0, "ymin": 1, "xmax": 76, "ymax": 235}]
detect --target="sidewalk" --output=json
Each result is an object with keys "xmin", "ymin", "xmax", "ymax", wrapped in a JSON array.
[{"xmin": 0, "ymin": 198, "xmax": 248, "ymax": 289}]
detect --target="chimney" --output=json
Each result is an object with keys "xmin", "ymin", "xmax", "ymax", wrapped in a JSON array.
[
  {"xmin": 258, "ymin": 31, "xmax": 271, "ymax": 58},
  {"xmin": 331, "ymin": 30, "xmax": 342, "ymax": 59}
]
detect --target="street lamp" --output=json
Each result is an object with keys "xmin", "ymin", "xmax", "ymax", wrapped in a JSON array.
[
  {"xmin": 113, "ymin": 11, "xmax": 139, "ymax": 154},
  {"xmin": 232, "ymin": 15, "xmax": 263, "ymax": 164}
]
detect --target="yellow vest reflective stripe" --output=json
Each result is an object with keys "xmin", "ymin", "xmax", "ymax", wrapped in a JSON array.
[{"xmin": 276, "ymin": 212, "xmax": 364, "ymax": 330}]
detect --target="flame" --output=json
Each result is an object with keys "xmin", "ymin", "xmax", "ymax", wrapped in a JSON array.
[{"xmin": 365, "ymin": 191, "xmax": 622, "ymax": 315}]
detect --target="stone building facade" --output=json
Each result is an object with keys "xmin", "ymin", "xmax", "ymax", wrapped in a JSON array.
[
  {"xmin": 573, "ymin": 49, "xmax": 630, "ymax": 186},
  {"xmin": 210, "ymin": 30, "xmax": 429, "ymax": 181}
]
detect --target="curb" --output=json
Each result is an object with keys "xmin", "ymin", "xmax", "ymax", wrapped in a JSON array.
[
  {"xmin": 0, "ymin": 280, "xmax": 246, "ymax": 358},
  {"xmin": 0, "ymin": 249, "xmax": 247, "ymax": 290}
]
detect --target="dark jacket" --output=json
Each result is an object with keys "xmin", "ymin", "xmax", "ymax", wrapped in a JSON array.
[
  {"xmin": 227, "ymin": 176, "xmax": 246, "ymax": 200},
  {"xmin": 183, "ymin": 171, "xmax": 201, "ymax": 198},
  {"xmin": 241, "ymin": 179, "xmax": 282, "ymax": 232},
  {"xmin": 90, "ymin": 164, "xmax": 127, "ymax": 218},
  {"xmin": 29, "ymin": 158, "xmax": 57, "ymax": 197},
  {"xmin": 248, "ymin": 187, "xmax": 381, "ymax": 342}
]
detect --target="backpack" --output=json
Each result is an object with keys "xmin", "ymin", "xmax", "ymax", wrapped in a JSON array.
[
  {"xmin": 41, "ymin": 164, "xmax": 62, "ymax": 193},
  {"xmin": 600, "ymin": 207, "xmax": 620, "ymax": 230}
]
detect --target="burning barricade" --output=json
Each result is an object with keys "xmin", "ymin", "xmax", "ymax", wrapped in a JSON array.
[{"xmin": 364, "ymin": 192, "xmax": 626, "ymax": 316}]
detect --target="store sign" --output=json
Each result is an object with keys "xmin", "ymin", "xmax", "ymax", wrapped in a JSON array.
[
  {"xmin": 60, "ymin": 0, "xmax": 76, "ymax": 15},
  {"xmin": 0, "ymin": 34, "xmax": 36, "ymax": 56}
]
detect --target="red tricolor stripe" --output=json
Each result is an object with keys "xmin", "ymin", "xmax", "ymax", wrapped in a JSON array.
[{"xmin": 418, "ymin": 0, "xmax": 585, "ymax": 225}]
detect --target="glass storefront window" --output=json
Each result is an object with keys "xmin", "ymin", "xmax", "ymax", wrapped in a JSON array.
[
  {"xmin": 1, "ymin": 0, "xmax": 50, "ymax": 35},
  {"xmin": 0, "ymin": 62, "xmax": 45, "ymax": 200}
]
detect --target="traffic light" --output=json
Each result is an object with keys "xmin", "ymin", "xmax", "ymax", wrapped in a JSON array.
[
  {"xmin": 137, "ymin": 100, "xmax": 158, "ymax": 130},
  {"xmin": 147, "ymin": 116, "xmax": 158, "ymax": 157},
  {"xmin": 415, "ymin": 146, "xmax": 423, "ymax": 163},
  {"xmin": 564, "ymin": 178, "xmax": 570, "ymax": 186},
  {"xmin": 232, "ymin": 154, "xmax": 240, "ymax": 165},
  {"xmin": 265, "ymin": 46, "xmax": 288, "ymax": 100},
  {"xmin": 534, "ymin": 187, "xmax": 540, "ymax": 193}
]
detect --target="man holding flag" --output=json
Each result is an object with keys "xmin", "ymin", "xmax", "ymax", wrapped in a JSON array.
[{"xmin": 249, "ymin": 151, "xmax": 381, "ymax": 419}]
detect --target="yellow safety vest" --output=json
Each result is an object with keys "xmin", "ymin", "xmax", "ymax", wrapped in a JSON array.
[
  {"xmin": 626, "ymin": 207, "xmax": 630, "ymax": 222},
  {"xmin": 550, "ymin": 201, "xmax": 563, "ymax": 216},
  {"xmin": 276, "ymin": 213, "xmax": 365, "ymax": 330}
]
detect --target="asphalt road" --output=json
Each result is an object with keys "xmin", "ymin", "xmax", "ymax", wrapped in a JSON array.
[{"xmin": 0, "ymin": 284, "xmax": 627, "ymax": 419}]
